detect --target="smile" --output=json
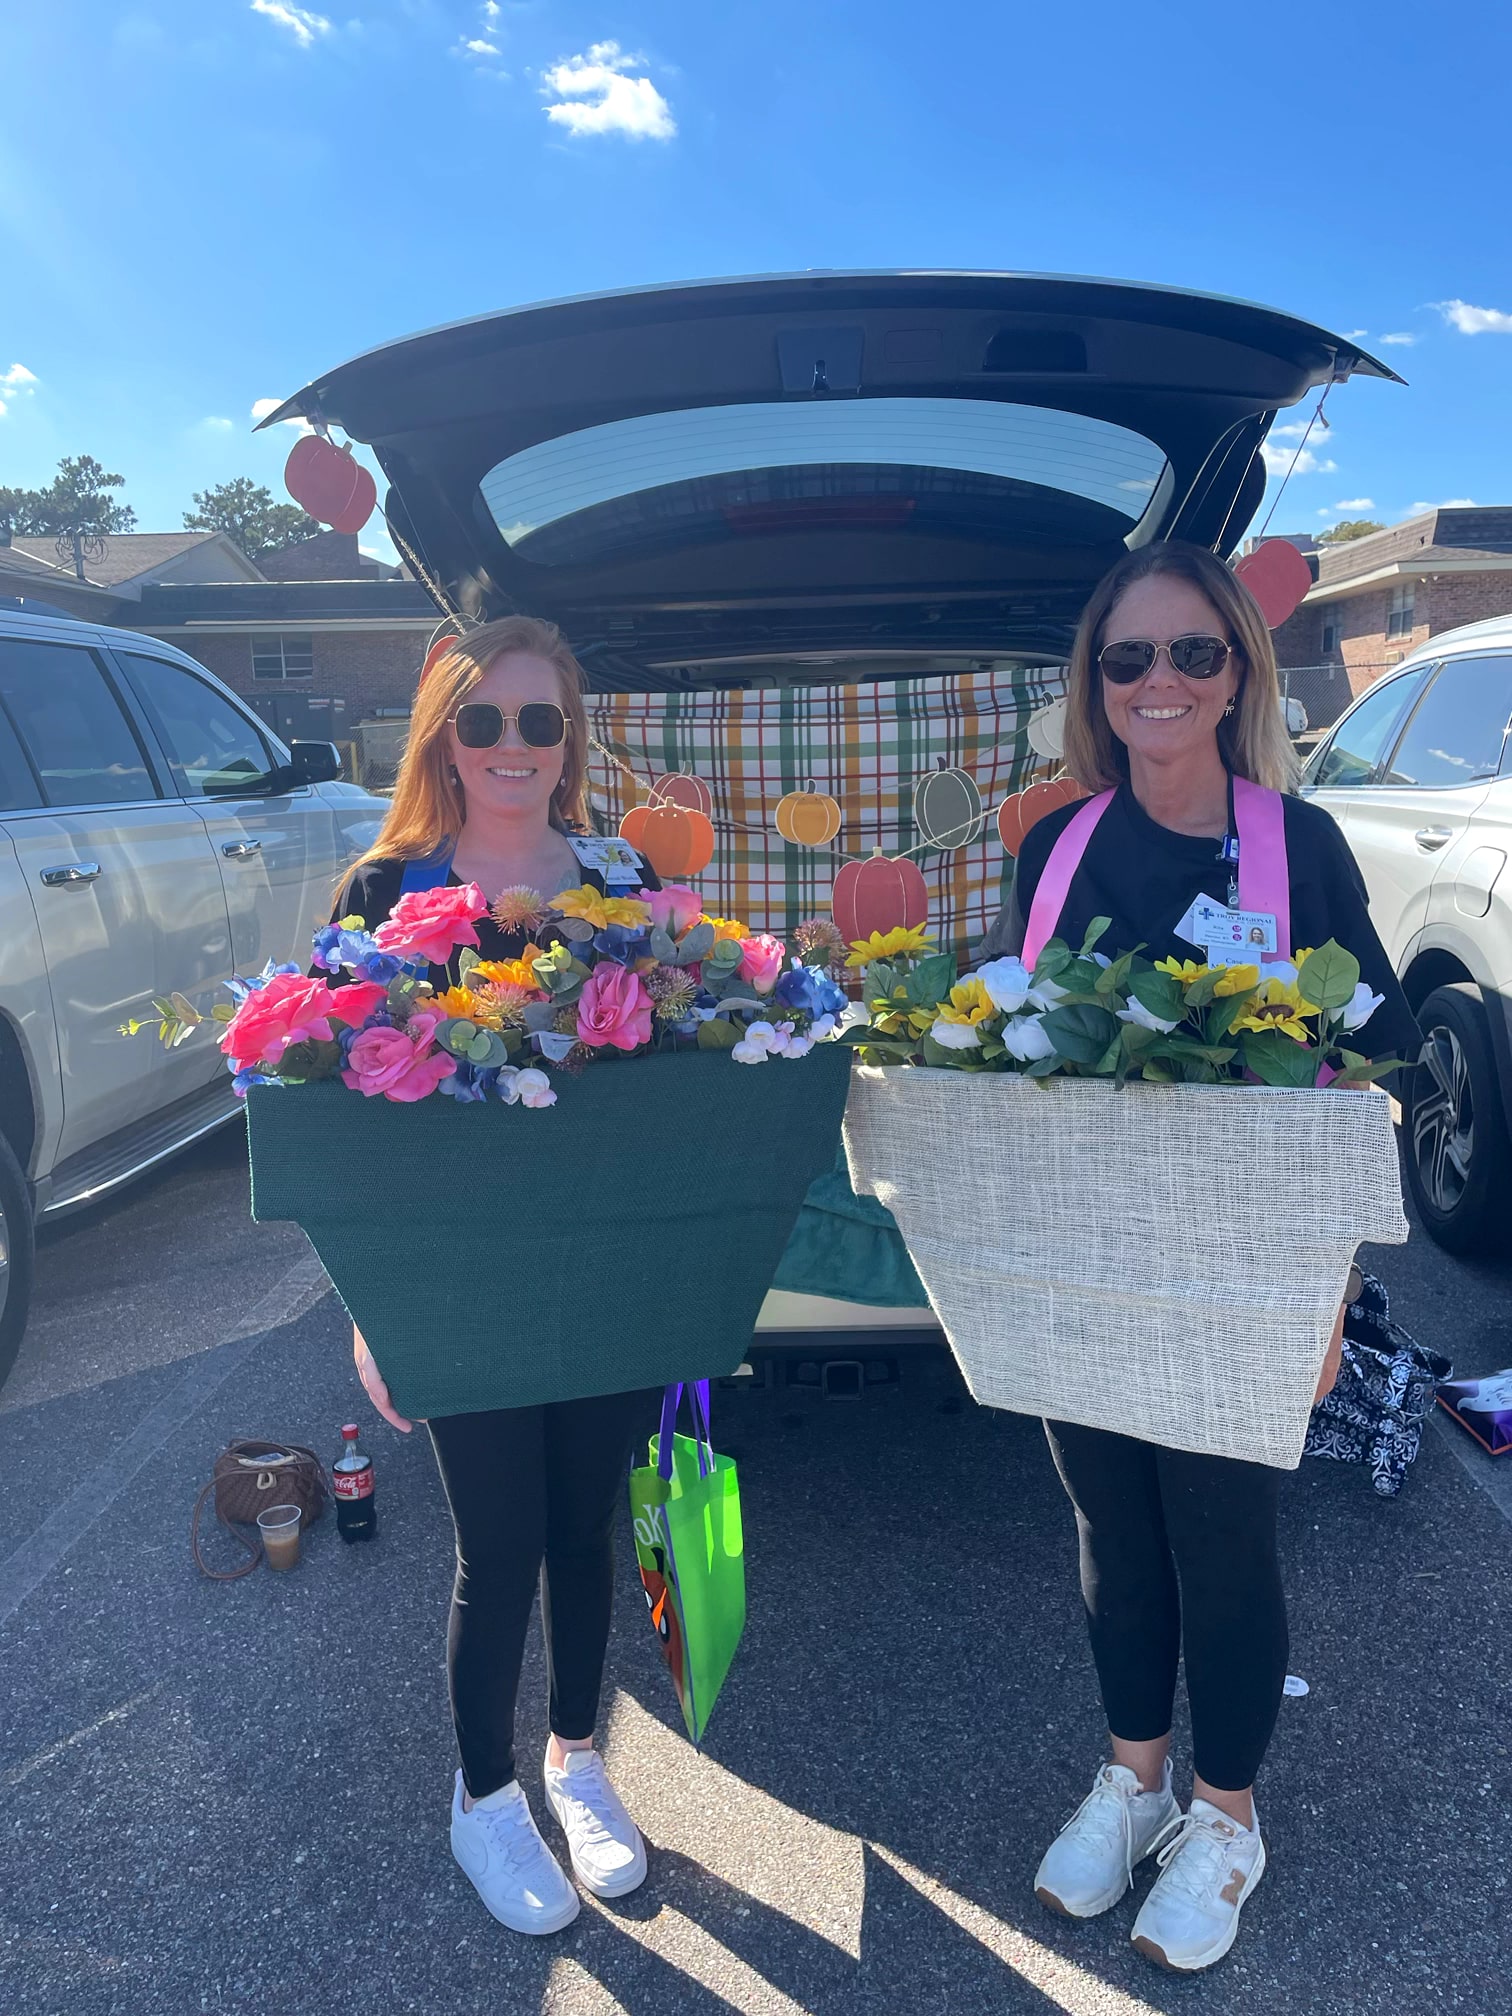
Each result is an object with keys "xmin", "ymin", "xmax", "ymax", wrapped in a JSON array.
[
  {"xmin": 487, "ymin": 766, "xmax": 536, "ymax": 778},
  {"xmin": 1132, "ymin": 705, "xmax": 1192, "ymax": 721}
]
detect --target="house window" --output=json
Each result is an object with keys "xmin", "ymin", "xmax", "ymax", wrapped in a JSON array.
[
  {"xmin": 250, "ymin": 634, "xmax": 314, "ymax": 681},
  {"xmin": 1386, "ymin": 582, "xmax": 1416, "ymax": 638},
  {"xmin": 1321, "ymin": 620, "xmax": 1339, "ymax": 654}
]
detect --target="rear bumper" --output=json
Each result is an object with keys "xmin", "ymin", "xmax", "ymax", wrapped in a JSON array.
[{"xmin": 753, "ymin": 1288, "xmax": 943, "ymax": 1354}]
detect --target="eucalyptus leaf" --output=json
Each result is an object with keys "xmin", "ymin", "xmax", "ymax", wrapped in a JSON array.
[
  {"xmin": 457, "ymin": 948, "xmax": 480, "ymax": 981},
  {"xmin": 678, "ymin": 921, "xmax": 716, "ymax": 962},
  {"xmin": 211, "ymin": 1003, "xmax": 236, "ymax": 1023},
  {"xmin": 649, "ymin": 925, "xmax": 679, "ymax": 964},
  {"xmin": 554, "ymin": 916, "xmax": 595, "ymax": 943},
  {"xmin": 521, "ymin": 1001, "xmax": 558, "ymax": 1033}
]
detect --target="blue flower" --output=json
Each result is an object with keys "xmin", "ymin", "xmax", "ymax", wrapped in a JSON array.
[
  {"xmin": 438, "ymin": 1060, "xmax": 500, "ymax": 1103},
  {"xmin": 774, "ymin": 961, "xmax": 846, "ymax": 1021},
  {"xmin": 313, "ymin": 925, "xmax": 384, "ymax": 975},
  {"xmin": 591, "ymin": 924, "xmax": 652, "ymax": 966},
  {"xmin": 354, "ymin": 951, "xmax": 403, "ymax": 985},
  {"xmin": 231, "ymin": 1067, "xmax": 279, "ymax": 1096}
]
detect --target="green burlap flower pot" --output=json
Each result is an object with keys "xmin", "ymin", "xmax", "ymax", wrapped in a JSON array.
[{"xmin": 246, "ymin": 1043, "xmax": 852, "ymax": 1419}]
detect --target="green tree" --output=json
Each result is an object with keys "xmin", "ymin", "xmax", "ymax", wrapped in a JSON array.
[
  {"xmin": 1, "ymin": 455, "xmax": 137, "ymax": 577},
  {"xmin": 184, "ymin": 478, "xmax": 320, "ymax": 562},
  {"xmin": 1318, "ymin": 519, "xmax": 1385, "ymax": 543}
]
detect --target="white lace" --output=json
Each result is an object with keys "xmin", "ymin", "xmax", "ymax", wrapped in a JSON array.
[
  {"xmin": 1150, "ymin": 1808, "xmax": 1249, "ymax": 1909},
  {"xmin": 475, "ymin": 1794, "xmax": 553, "ymax": 1874},
  {"xmin": 551, "ymin": 1755, "xmax": 623, "ymax": 1851},
  {"xmin": 1058, "ymin": 1770, "xmax": 1140, "ymax": 1883}
]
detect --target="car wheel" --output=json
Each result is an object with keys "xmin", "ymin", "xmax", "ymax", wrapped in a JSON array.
[
  {"xmin": 1402, "ymin": 983, "xmax": 1512, "ymax": 1256},
  {"xmin": 0, "ymin": 1126, "xmax": 35, "ymax": 1396}
]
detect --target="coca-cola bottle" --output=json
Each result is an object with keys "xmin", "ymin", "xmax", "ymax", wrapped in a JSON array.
[{"xmin": 333, "ymin": 1423, "xmax": 377, "ymax": 1543}]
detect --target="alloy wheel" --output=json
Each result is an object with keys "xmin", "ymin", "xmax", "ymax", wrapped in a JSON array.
[{"xmin": 1412, "ymin": 1024, "xmax": 1475, "ymax": 1213}]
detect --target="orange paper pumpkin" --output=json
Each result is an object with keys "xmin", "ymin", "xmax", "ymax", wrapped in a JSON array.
[
  {"xmin": 619, "ymin": 803, "xmax": 716, "ymax": 878},
  {"xmin": 913, "ymin": 759, "xmax": 984, "ymax": 851},
  {"xmin": 832, "ymin": 850, "xmax": 929, "ymax": 947},
  {"xmin": 775, "ymin": 786, "xmax": 842, "ymax": 848},
  {"xmin": 998, "ymin": 776, "xmax": 1087, "ymax": 857},
  {"xmin": 285, "ymin": 434, "xmax": 377, "ymax": 535},
  {"xmin": 650, "ymin": 771, "xmax": 714, "ymax": 818}
]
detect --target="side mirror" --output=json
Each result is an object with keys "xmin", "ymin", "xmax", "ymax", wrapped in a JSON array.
[{"xmin": 287, "ymin": 739, "xmax": 343, "ymax": 786}]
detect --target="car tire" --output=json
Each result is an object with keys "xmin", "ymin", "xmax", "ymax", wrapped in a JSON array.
[
  {"xmin": 0, "ymin": 1126, "xmax": 35, "ymax": 1397},
  {"xmin": 1401, "ymin": 982, "xmax": 1512, "ymax": 1257}
]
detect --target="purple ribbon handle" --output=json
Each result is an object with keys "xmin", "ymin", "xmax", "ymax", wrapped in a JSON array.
[{"xmin": 657, "ymin": 1380, "xmax": 713, "ymax": 1482}]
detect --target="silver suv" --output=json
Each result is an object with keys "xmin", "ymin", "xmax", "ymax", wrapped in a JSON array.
[
  {"xmin": 0, "ymin": 607, "xmax": 387, "ymax": 1390},
  {"xmin": 1303, "ymin": 619, "xmax": 1512, "ymax": 1253}
]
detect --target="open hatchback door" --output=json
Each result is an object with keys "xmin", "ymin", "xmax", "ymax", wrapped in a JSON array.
[{"xmin": 260, "ymin": 270, "xmax": 1398, "ymax": 685}]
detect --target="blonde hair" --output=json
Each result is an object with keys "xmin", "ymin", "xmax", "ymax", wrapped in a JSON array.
[
  {"xmin": 1060, "ymin": 543, "xmax": 1298, "ymax": 794},
  {"xmin": 348, "ymin": 614, "xmax": 592, "ymax": 878}
]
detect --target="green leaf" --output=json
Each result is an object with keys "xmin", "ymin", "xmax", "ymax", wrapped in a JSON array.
[
  {"xmin": 151, "ymin": 997, "xmax": 177, "ymax": 1020},
  {"xmin": 906, "ymin": 952, "xmax": 958, "ymax": 1007},
  {"xmin": 864, "ymin": 960, "xmax": 900, "ymax": 1002},
  {"xmin": 1093, "ymin": 1035, "xmax": 1123, "ymax": 1076},
  {"xmin": 921, "ymin": 1029, "xmax": 972, "ymax": 1069},
  {"xmin": 1184, "ymin": 969, "xmax": 1225, "ymax": 1009},
  {"xmin": 1139, "ymin": 1058, "xmax": 1175, "ymax": 1083},
  {"xmin": 1129, "ymin": 969, "xmax": 1185, "ymax": 1024},
  {"xmin": 1024, "ymin": 1053, "xmax": 1061, "ymax": 1079},
  {"xmin": 1041, "ymin": 1000, "xmax": 1119, "ymax": 1065},
  {"xmin": 1033, "ymin": 941, "xmax": 1073, "ymax": 983},
  {"xmin": 457, "ymin": 948, "xmax": 480, "ymax": 982},
  {"xmin": 1119, "ymin": 1021, "xmax": 1160, "ymax": 1062},
  {"xmin": 1079, "ymin": 915, "xmax": 1113, "ymax": 959},
  {"xmin": 696, "ymin": 1016, "xmax": 742, "ymax": 1051},
  {"xmin": 1297, "ymin": 940, "xmax": 1360, "ymax": 1014},
  {"xmin": 211, "ymin": 1003, "xmax": 236, "ymax": 1023},
  {"xmin": 1241, "ymin": 1031, "xmax": 1319, "ymax": 1087},
  {"xmin": 677, "ymin": 921, "xmax": 715, "ymax": 963},
  {"xmin": 1095, "ymin": 950, "xmax": 1139, "ymax": 999}
]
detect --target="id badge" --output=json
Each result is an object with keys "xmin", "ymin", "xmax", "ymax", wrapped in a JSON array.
[
  {"xmin": 1194, "ymin": 904, "xmax": 1277, "ymax": 967},
  {"xmin": 567, "ymin": 834, "xmax": 644, "ymax": 885}
]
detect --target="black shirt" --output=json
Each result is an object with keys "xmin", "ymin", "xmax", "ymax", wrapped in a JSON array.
[{"xmin": 981, "ymin": 783, "xmax": 1420, "ymax": 1063}]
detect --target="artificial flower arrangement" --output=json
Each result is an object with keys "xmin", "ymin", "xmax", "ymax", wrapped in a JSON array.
[
  {"xmin": 129, "ymin": 879, "xmax": 848, "ymax": 1110},
  {"xmin": 843, "ymin": 919, "xmax": 1406, "ymax": 1088}
]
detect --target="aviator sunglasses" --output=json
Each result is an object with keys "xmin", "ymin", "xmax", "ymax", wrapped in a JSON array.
[
  {"xmin": 1097, "ymin": 634, "xmax": 1233, "ymax": 685},
  {"xmin": 450, "ymin": 700, "xmax": 568, "ymax": 750}
]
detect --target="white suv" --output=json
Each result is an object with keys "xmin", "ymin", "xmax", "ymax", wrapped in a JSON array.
[
  {"xmin": 0, "ymin": 606, "xmax": 387, "ymax": 1390},
  {"xmin": 1302, "ymin": 618, "xmax": 1512, "ymax": 1253}
]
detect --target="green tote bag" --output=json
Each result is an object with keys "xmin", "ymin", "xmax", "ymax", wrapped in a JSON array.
[{"xmin": 629, "ymin": 1381, "xmax": 745, "ymax": 1746}]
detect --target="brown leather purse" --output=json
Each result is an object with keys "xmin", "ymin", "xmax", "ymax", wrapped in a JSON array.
[{"xmin": 191, "ymin": 1439, "xmax": 331, "ymax": 1580}]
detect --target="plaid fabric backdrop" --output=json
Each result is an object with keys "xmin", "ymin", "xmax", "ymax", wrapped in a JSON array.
[{"xmin": 586, "ymin": 669, "xmax": 1063, "ymax": 966}]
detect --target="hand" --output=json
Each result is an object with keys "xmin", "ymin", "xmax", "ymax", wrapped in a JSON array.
[
  {"xmin": 1313, "ymin": 1303, "xmax": 1347, "ymax": 1405},
  {"xmin": 353, "ymin": 1324, "xmax": 413, "ymax": 1433}
]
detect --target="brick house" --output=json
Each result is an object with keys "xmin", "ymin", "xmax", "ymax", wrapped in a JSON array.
[{"xmin": 1272, "ymin": 507, "xmax": 1512, "ymax": 729}]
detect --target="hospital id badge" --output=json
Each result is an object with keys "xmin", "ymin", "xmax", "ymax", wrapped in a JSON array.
[
  {"xmin": 1194, "ymin": 904, "xmax": 1277, "ymax": 967},
  {"xmin": 567, "ymin": 834, "xmax": 644, "ymax": 884}
]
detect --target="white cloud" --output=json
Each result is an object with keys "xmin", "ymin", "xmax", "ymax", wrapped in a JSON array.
[
  {"xmin": 1334, "ymin": 497, "xmax": 1375, "ymax": 511},
  {"xmin": 1378, "ymin": 331, "xmax": 1417, "ymax": 347},
  {"xmin": 199, "ymin": 416, "xmax": 235, "ymax": 431},
  {"xmin": 1410, "ymin": 497, "xmax": 1479, "ymax": 514},
  {"xmin": 483, "ymin": 0, "xmax": 501, "ymax": 14},
  {"xmin": 1437, "ymin": 299, "xmax": 1512, "ymax": 335},
  {"xmin": 1344, "ymin": 328, "xmax": 1368, "ymax": 340},
  {"xmin": 1, "ymin": 363, "xmax": 39, "ymax": 391},
  {"xmin": 463, "ymin": 38, "xmax": 501, "ymax": 55},
  {"xmin": 250, "ymin": 396, "xmax": 314, "ymax": 432},
  {"xmin": 542, "ymin": 41, "xmax": 676, "ymax": 140},
  {"xmin": 1261, "ymin": 444, "xmax": 1337, "ymax": 476},
  {"xmin": 1268, "ymin": 420, "xmax": 1311, "ymax": 440},
  {"xmin": 250, "ymin": 1, "xmax": 331, "ymax": 48}
]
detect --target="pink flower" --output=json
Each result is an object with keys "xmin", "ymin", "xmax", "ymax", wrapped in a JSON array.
[
  {"xmin": 340, "ymin": 1010, "xmax": 457, "ymax": 1101},
  {"xmin": 575, "ymin": 963, "xmax": 653, "ymax": 1051},
  {"xmin": 500, "ymin": 1066, "xmax": 558, "ymax": 1109},
  {"xmin": 737, "ymin": 933, "xmax": 785, "ymax": 996},
  {"xmin": 220, "ymin": 973, "xmax": 368, "ymax": 1072},
  {"xmin": 640, "ymin": 885, "xmax": 703, "ymax": 939},
  {"xmin": 372, "ymin": 882, "xmax": 487, "ymax": 966}
]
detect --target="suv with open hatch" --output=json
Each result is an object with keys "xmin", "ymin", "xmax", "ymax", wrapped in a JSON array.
[{"xmin": 0, "ymin": 606, "xmax": 386, "ymax": 1393}]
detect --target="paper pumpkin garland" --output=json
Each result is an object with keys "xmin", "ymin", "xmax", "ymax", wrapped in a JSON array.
[
  {"xmin": 284, "ymin": 433, "xmax": 377, "ymax": 536},
  {"xmin": 832, "ymin": 849, "xmax": 929, "ymax": 946},
  {"xmin": 650, "ymin": 771, "xmax": 715, "ymax": 818},
  {"xmin": 913, "ymin": 759, "xmax": 985, "ymax": 850},
  {"xmin": 997, "ymin": 775, "xmax": 1087, "ymax": 857},
  {"xmin": 619, "ymin": 801, "xmax": 717, "ymax": 878},
  {"xmin": 775, "ymin": 786, "xmax": 843, "ymax": 848},
  {"xmin": 1232, "ymin": 537, "xmax": 1315, "ymax": 629}
]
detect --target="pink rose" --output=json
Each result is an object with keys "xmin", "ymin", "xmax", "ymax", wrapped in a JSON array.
[
  {"xmin": 340, "ymin": 1011, "xmax": 457, "ymax": 1101},
  {"xmin": 640, "ymin": 885, "xmax": 703, "ymax": 939},
  {"xmin": 737, "ymin": 933, "xmax": 785, "ymax": 996},
  {"xmin": 373, "ymin": 881, "xmax": 487, "ymax": 966},
  {"xmin": 221, "ymin": 973, "xmax": 352, "ymax": 1072},
  {"xmin": 575, "ymin": 964, "xmax": 653, "ymax": 1051}
]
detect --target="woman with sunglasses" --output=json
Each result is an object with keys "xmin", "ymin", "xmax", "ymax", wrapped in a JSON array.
[
  {"xmin": 987, "ymin": 543, "xmax": 1417, "ymax": 1972},
  {"xmin": 331, "ymin": 616, "xmax": 658, "ymax": 1937}
]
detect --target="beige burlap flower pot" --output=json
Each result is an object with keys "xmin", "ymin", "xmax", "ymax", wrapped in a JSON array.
[{"xmin": 843, "ymin": 1067, "xmax": 1409, "ymax": 1468}]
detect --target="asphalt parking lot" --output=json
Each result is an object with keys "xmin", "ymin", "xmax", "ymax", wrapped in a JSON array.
[{"xmin": 1, "ymin": 1120, "xmax": 1509, "ymax": 2016}]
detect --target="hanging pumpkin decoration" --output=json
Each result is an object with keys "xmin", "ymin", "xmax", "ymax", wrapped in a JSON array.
[
  {"xmin": 619, "ymin": 803, "xmax": 716, "ymax": 878},
  {"xmin": 997, "ymin": 775, "xmax": 1087, "ymax": 857},
  {"xmin": 650, "ymin": 771, "xmax": 714, "ymax": 818},
  {"xmin": 285, "ymin": 432, "xmax": 378, "ymax": 535},
  {"xmin": 832, "ymin": 849, "xmax": 929, "ymax": 947},
  {"xmin": 913, "ymin": 758, "xmax": 985, "ymax": 851},
  {"xmin": 418, "ymin": 631, "xmax": 460, "ymax": 688},
  {"xmin": 774, "ymin": 784, "xmax": 842, "ymax": 848}
]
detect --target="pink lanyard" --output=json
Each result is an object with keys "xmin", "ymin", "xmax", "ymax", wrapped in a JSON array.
[{"xmin": 1020, "ymin": 776, "xmax": 1291, "ymax": 971}]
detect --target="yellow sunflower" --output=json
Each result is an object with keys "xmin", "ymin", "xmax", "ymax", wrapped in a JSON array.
[
  {"xmin": 1212, "ymin": 963, "xmax": 1262, "ymax": 998},
  {"xmin": 871, "ymin": 984, "xmax": 937, "ymax": 1039},
  {"xmin": 548, "ymin": 886, "xmax": 651, "ymax": 932},
  {"xmin": 1232, "ymin": 976, "xmax": 1319, "ymax": 1043},
  {"xmin": 845, "ymin": 926, "xmax": 936, "ymax": 969},
  {"xmin": 472, "ymin": 945, "xmax": 548, "ymax": 992},
  {"xmin": 1155, "ymin": 956, "xmax": 1210, "ymax": 986},
  {"xmin": 704, "ymin": 915, "xmax": 749, "ymax": 945},
  {"xmin": 935, "ymin": 977, "xmax": 995, "ymax": 1027}
]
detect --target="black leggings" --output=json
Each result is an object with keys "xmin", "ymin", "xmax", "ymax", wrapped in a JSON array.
[
  {"xmin": 427, "ymin": 1388, "xmax": 651, "ymax": 1799},
  {"xmin": 1044, "ymin": 1421, "xmax": 1288, "ymax": 1791}
]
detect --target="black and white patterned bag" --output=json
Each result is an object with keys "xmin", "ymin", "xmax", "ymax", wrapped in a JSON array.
[{"xmin": 1304, "ymin": 1271, "xmax": 1450, "ymax": 1496}]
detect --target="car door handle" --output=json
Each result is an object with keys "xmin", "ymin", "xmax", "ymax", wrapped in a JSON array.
[
  {"xmin": 40, "ymin": 861, "xmax": 102, "ymax": 886},
  {"xmin": 1414, "ymin": 827, "xmax": 1454, "ymax": 851},
  {"xmin": 221, "ymin": 840, "xmax": 263, "ymax": 858}
]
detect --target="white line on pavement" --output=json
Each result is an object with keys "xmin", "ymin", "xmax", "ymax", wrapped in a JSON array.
[
  {"xmin": 0, "ymin": 1252, "xmax": 332, "ymax": 1629},
  {"xmin": 1, "ymin": 1684, "xmax": 164, "ymax": 1792}
]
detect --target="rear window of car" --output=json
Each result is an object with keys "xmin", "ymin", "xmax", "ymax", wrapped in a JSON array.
[
  {"xmin": 480, "ymin": 399, "xmax": 1169, "ymax": 568},
  {"xmin": 0, "ymin": 639, "xmax": 158, "ymax": 807}
]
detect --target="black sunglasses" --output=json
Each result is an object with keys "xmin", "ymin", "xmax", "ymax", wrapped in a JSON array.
[
  {"xmin": 1097, "ymin": 635, "xmax": 1233, "ymax": 685},
  {"xmin": 450, "ymin": 701, "xmax": 568, "ymax": 750}
]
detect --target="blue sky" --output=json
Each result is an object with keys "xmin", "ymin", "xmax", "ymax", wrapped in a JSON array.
[{"xmin": 3, "ymin": 1, "xmax": 1509, "ymax": 564}]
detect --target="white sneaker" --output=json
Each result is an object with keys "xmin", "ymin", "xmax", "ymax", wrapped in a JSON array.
[
  {"xmin": 449, "ymin": 1771, "xmax": 580, "ymax": 1935},
  {"xmin": 544, "ymin": 1746, "xmax": 648, "ymax": 1900},
  {"xmin": 1034, "ymin": 1761, "xmax": 1180, "ymax": 1918},
  {"xmin": 1130, "ymin": 1797, "xmax": 1266, "ymax": 1971}
]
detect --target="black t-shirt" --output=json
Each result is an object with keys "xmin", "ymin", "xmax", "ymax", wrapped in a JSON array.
[
  {"xmin": 982, "ymin": 783, "xmax": 1420, "ymax": 1063},
  {"xmin": 331, "ymin": 846, "xmax": 660, "ymax": 991}
]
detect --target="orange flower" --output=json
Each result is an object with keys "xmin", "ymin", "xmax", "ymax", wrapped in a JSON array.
[{"xmin": 472, "ymin": 945, "xmax": 547, "ymax": 991}]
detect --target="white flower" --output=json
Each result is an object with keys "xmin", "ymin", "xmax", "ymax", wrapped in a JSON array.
[
  {"xmin": 1030, "ymin": 974, "xmax": 1068, "ymax": 1005},
  {"xmin": 928, "ymin": 1018, "xmax": 982, "ymax": 1051},
  {"xmin": 810, "ymin": 1013, "xmax": 837, "ymax": 1041},
  {"xmin": 838, "ymin": 1000, "xmax": 871, "ymax": 1032},
  {"xmin": 781, "ymin": 1034, "xmax": 814, "ymax": 1059},
  {"xmin": 1091, "ymin": 952, "xmax": 1112, "ymax": 969},
  {"xmin": 976, "ymin": 956, "xmax": 1036, "ymax": 1015},
  {"xmin": 499, "ymin": 1066, "xmax": 556, "ymax": 1108},
  {"xmin": 999, "ymin": 1012, "xmax": 1055, "ymax": 1062},
  {"xmin": 1265, "ymin": 958, "xmax": 1299, "ymax": 987},
  {"xmin": 1117, "ymin": 996, "xmax": 1180, "ymax": 1034},
  {"xmin": 741, "ymin": 1020, "xmax": 781, "ymax": 1052},
  {"xmin": 730, "ymin": 1037, "xmax": 769, "ymax": 1064},
  {"xmin": 1339, "ymin": 981, "xmax": 1385, "ymax": 1033}
]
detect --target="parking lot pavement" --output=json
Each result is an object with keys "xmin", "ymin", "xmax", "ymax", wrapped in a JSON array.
[{"xmin": 1, "ymin": 1127, "xmax": 1510, "ymax": 2016}]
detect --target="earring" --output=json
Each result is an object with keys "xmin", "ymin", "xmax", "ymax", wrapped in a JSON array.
[
  {"xmin": 1222, "ymin": 702, "xmax": 1236, "ymax": 719},
  {"xmin": 448, "ymin": 764, "xmax": 461, "ymax": 784}
]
